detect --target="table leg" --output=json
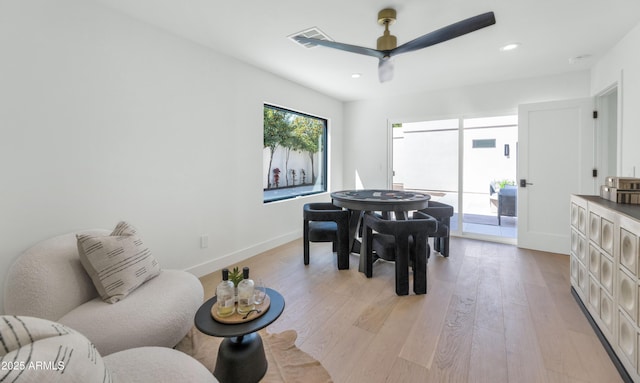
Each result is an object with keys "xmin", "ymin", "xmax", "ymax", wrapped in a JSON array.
[
  {"xmin": 394, "ymin": 209, "xmax": 409, "ymax": 220},
  {"xmin": 395, "ymin": 237, "xmax": 410, "ymax": 295},
  {"xmin": 214, "ymin": 332, "xmax": 268, "ymax": 383},
  {"xmin": 347, "ymin": 209, "xmax": 363, "ymax": 254}
]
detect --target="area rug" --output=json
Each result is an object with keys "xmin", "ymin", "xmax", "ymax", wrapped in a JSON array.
[{"xmin": 176, "ymin": 327, "xmax": 333, "ymax": 383}]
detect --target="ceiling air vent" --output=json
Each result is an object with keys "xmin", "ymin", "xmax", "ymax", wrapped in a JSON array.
[{"xmin": 289, "ymin": 27, "xmax": 333, "ymax": 48}]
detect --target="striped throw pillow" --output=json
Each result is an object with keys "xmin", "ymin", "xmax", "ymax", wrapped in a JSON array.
[
  {"xmin": 0, "ymin": 315, "xmax": 112, "ymax": 382},
  {"xmin": 77, "ymin": 221, "xmax": 161, "ymax": 304}
]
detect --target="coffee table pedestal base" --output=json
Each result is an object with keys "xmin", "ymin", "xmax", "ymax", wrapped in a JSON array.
[{"xmin": 213, "ymin": 332, "xmax": 267, "ymax": 383}]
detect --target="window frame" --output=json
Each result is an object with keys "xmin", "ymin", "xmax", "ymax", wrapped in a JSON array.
[{"xmin": 263, "ymin": 104, "xmax": 328, "ymax": 203}]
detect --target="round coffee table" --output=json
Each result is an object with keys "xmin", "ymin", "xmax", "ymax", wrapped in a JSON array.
[{"xmin": 195, "ymin": 288, "xmax": 285, "ymax": 383}]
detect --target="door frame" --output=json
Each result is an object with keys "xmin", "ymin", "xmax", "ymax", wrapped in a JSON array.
[
  {"xmin": 594, "ymin": 82, "xmax": 621, "ymax": 184},
  {"xmin": 517, "ymin": 97, "xmax": 595, "ymax": 254}
]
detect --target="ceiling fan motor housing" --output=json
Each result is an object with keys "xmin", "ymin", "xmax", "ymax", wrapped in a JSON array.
[
  {"xmin": 377, "ymin": 8, "xmax": 397, "ymax": 51},
  {"xmin": 377, "ymin": 33, "xmax": 397, "ymax": 51}
]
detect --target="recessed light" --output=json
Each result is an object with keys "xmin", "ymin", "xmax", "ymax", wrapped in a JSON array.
[
  {"xmin": 500, "ymin": 43, "xmax": 520, "ymax": 52},
  {"xmin": 351, "ymin": 73, "xmax": 362, "ymax": 79}
]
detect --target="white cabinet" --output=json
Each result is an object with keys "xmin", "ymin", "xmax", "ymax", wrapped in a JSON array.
[{"xmin": 571, "ymin": 195, "xmax": 640, "ymax": 382}]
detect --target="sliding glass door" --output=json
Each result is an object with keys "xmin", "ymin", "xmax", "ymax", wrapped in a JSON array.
[
  {"xmin": 461, "ymin": 116, "xmax": 518, "ymax": 238},
  {"xmin": 392, "ymin": 118, "xmax": 459, "ymax": 231},
  {"xmin": 392, "ymin": 115, "xmax": 517, "ymax": 241}
]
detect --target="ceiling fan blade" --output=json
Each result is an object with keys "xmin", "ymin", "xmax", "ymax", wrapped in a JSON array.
[
  {"xmin": 294, "ymin": 36, "xmax": 386, "ymax": 59},
  {"xmin": 391, "ymin": 12, "xmax": 496, "ymax": 56},
  {"xmin": 378, "ymin": 57, "xmax": 394, "ymax": 83}
]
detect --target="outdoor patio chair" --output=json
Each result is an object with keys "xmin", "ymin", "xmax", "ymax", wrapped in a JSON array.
[
  {"xmin": 498, "ymin": 185, "xmax": 517, "ymax": 225},
  {"xmin": 303, "ymin": 202, "xmax": 349, "ymax": 270},
  {"xmin": 361, "ymin": 211, "xmax": 437, "ymax": 295},
  {"xmin": 418, "ymin": 201, "xmax": 454, "ymax": 257}
]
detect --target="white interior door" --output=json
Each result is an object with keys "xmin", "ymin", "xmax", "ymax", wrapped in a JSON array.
[{"xmin": 517, "ymin": 98, "xmax": 596, "ymax": 254}]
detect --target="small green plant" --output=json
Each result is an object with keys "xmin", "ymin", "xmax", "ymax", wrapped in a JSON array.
[
  {"xmin": 228, "ymin": 267, "xmax": 243, "ymax": 286},
  {"xmin": 496, "ymin": 179, "xmax": 515, "ymax": 189}
]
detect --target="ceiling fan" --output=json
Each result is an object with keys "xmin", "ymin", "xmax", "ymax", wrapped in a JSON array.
[{"xmin": 294, "ymin": 9, "xmax": 496, "ymax": 83}]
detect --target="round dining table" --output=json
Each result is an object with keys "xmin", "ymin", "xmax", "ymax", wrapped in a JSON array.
[{"xmin": 330, "ymin": 189, "xmax": 431, "ymax": 273}]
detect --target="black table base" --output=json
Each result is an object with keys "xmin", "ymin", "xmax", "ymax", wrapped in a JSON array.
[
  {"xmin": 214, "ymin": 333, "xmax": 268, "ymax": 383},
  {"xmin": 195, "ymin": 288, "xmax": 285, "ymax": 383}
]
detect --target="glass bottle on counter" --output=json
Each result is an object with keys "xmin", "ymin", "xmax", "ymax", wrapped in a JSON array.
[
  {"xmin": 216, "ymin": 268, "xmax": 236, "ymax": 317},
  {"xmin": 236, "ymin": 267, "xmax": 255, "ymax": 315}
]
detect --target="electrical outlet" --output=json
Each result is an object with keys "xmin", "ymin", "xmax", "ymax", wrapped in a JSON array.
[{"xmin": 200, "ymin": 235, "xmax": 209, "ymax": 249}]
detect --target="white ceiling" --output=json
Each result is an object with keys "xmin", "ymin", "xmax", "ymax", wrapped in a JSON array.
[{"xmin": 93, "ymin": 0, "xmax": 640, "ymax": 102}]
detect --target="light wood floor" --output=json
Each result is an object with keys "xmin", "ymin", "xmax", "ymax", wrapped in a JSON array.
[{"xmin": 199, "ymin": 237, "xmax": 622, "ymax": 383}]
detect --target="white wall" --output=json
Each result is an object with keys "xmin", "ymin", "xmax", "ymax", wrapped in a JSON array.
[
  {"xmin": 393, "ymin": 123, "xmax": 517, "ymax": 194},
  {"xmin": 263, "ymin": 147, "xmax": 320, "ymax": 189},
  {"xmin": 393, "ymin": 126, "xmax": 459, "ymax": 192},
  {"xmin": 463, "ymin": 127, "xmax": 518, "ymax": 193},
  {"xmin": 0, "ymin": 0, "xmax": 343, "ymax": 313},
  {"xmin": 591, "ymin": 22, "xmax": 640, "ymax": 177},
  {"xmin": 343, "ymin": 71, "xmax": 591, "ymax": 190}
]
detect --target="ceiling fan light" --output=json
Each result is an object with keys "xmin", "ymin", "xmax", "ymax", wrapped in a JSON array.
[{"xmin": 378, "ymin": 58, "xmax": 394, "ymax": 83}]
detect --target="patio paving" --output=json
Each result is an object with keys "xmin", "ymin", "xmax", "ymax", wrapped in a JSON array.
[{"xmin": 419, "ymin": 190, "xmax": 517, "ymax": 239}]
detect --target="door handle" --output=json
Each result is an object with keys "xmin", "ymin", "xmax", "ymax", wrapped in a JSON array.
[{"xmin": 520, "ymin": 179, "xmax": 534, "ymax": 187}]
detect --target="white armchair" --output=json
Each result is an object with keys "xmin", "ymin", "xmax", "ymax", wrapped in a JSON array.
[
  {"xmin": 3, "ymin": 230, "xmax": 204, "ymax": 356},
  {"xmin": 0, "ymin": 315, "xmax": 217, "ymax": 383}
]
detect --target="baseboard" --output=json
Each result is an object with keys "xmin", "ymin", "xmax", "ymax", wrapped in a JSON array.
[
  {"xmin": 185, "ymin": 230, "xmax": 301, "ymax": 278},
  {"xmin": 571, "ymin": 287, "xmax": 633, "ymax": 383}
]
